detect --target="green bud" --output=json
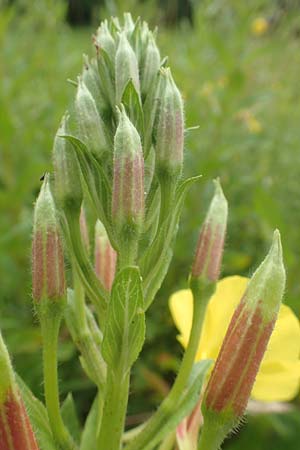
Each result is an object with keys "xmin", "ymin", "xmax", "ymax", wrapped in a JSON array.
[
  {"xmin": 155, "ymin": 68, "xmax": 184, "ymax": 179},
  {"xmin": 94, "ymin": 19, "xmax": 116, "ymax": 57},
  {"xmin": 112, "ymin": 106, "xmax": 144, "ymax": 238},
  {"xmin": 53, "ymin": 115, "xmax": 83, "ymax": 214},
  {"xmin": 0, "ymin": 332, "xmax": 13, "ymax": 405},
  {"xmin": 82, "ymin": 56, "xmax": 107, "ymax": 118},
  {"xmin": 141, "ymin": 32, "xmax": 160, "ymax": 99},
  {"xmin": 32, "ymin": 175, "xmax": 65, "ymax": 302},
  {"xmin": 115, "ymin": 32, "xmax": 140, "ymax": 104},
  {"xmin": 191, "ymin": 180, "xmax": 228, "ymax": 283},
  {"xmin": 75, "ymin": 78, "xmax": 108, "ymax": 158}
]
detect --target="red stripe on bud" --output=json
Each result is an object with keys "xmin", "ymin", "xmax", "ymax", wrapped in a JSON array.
[
  {"xmin": 94, "ymin": 221, "xmax": 117, "ymax": 292},
  {"xmin": 0, "ymin": 389, "xmax": 39, "ymax": 450}
]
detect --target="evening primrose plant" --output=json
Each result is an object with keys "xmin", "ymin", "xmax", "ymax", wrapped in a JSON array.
[{"xmin": 0, "ymin": 12, "xmax": 298, "ymax": 450}]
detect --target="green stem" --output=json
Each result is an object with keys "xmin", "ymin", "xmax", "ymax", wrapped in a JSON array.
[
  {"xmin": 158, "ymin": 431, "xmax": 176, "ymax": 450},
  {"xmin": 97, "ymin": 369, "xmax": 130, "ymax": 450},
  {"xmin": 125, "ymin": 283, "xmax": 214, "ymax": 450},
  {"xmin": 40, "ymin": 303, "xmax": 77, "ymax": 450},
  {"xmin": 198, "ymin": 423, "xmax": 225, "ymax": 450}
]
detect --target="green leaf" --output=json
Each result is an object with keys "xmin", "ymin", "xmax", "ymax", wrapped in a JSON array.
[
  {"xmin": 135, "ymin": 360, "xmax": 212, "ymax": 450},
  {"xmin": 80, "ymin": 396, "xmax": 100, "ymax": 450},
  {"xmin": 122, "ymin": 78, "xmax": 144, "ymax": 137},
  {"xmin": 61, "ymin": 393, "xmax": 81, "ymax": 444},
  {"xmin": 16, "ymin": 375, "xmax": 58, "ymax": 450},
  {"xmin": 142, "ymin": 175, "xmax": 202, "ymax": 308},
  {"xmin": 102, "ymin": 267, "xmax": 145, "ymax": 374}
]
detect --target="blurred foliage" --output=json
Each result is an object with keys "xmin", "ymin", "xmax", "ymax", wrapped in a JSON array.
[{"xmin": 1, "ymin": 0, "xmax": 300, "ymax": 447}]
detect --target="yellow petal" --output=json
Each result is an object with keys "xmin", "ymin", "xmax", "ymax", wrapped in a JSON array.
[{"xmin": 169, "ymin": 276, "xmax": 300, "ymax": 402}]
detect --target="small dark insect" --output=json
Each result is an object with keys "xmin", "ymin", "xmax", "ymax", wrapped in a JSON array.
[{"xmin": 40, "ymin": 172, "xmax": 46, "ymax": 181}]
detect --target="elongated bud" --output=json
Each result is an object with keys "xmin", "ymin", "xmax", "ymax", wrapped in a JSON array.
[
  {"xmin": 0, "ymin": 332, "xmax": 40, "ymax": 450},
  {"xmin": 200, "ymin": 231, "xmax": 286, "ymax": 447},
  {"xmin": 191, "ymin": 180, "xmax": 228, "ymax": 283},
  {"xmin": 115, "ymin": 32, "xmax": 140, "ymax": 104},
  {"xmin": 94, "ymin": 220, "xmax": 117, "ymax": 292},
  {"xmin": 82, "ymin": 56, "xmax": 106, "ymax": 116},
  {"xmin": 75, "ymin": 78, "xmax": 108, "ymax": 159},
  {"xmin": 32, "ymin": 175, "xmax": 65, "ymax": 302},
  {"xmin": 141, "ymin": 32, "xmax": 160, "ymax": 99},
  {"xmin": 112, "ymin": 106, "xmax": 144, "ymax": 236},
  {"xmin": 155, "ymin": 68, "xmax": 184, "ymax": 179},
  {"xmin": 94, "ymin": 20, "xmax": 116, "ymax": 57},
  {"xmin": 176, "ymin": 402, "xmax": 202, "ymax": 450},
  {"xmin": 53, "ymin": 115, "xmax": 83, "ymax": 215}
]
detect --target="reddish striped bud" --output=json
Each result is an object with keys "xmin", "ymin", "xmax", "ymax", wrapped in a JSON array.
[
  {"xmin": 200, "ymin": 231, "xmax": 286, "ymax": 446},
  {"xmin": 155, "ymin": 68, "xmax": 184, "ymax": 179},
  {"xmin": 94, "ymin": 220, "xmax": 117, "ymax": 292},
  {"xmin": 32, "ymin": 175, "xmax": 65, "ymax": 302},
  {"xmin": 112, "ymin": 106, "xmax": 145, "ymax": 237},
  {"xmin": 115, "ymin": 32, "xmax": 140, "ymax": 104},
  {"xmin": 191, "ymin": 180, "xmax": 227, "ymax": 283},
  {"xmin": 176, "ymin": 402, "xmax": 202, "ymax": 450},
  {"xmin": 0, "ymin": 332, "xmax": 39, "ymax": 450}
]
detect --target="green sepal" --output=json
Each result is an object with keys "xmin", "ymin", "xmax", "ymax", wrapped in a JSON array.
[
  {"xmin": 16, "ymin": 375, "xmax": 58, "ymax": 450},
  {"xmin": 102, "ymin": 267, "xmax": 145, "ymax": 374},
  {"xmin": 80, "ymin": 396, "xmax": 100, "ymax": 450},
  {"xmin": 97, "ymin": 47, "xmax": 115, "ymax": 110},
  {"xmin": 121, "ymin": 78, "xmax": 144, "ymax": 138},
  {"xmin": 141, "ymin": 175, "xmax": 202, "ymax": 308},
  {"xmin": 61, "ymin": 393, "xmax": 81, "ymax": 444}
]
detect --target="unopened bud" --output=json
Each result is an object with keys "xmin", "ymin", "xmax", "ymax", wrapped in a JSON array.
[
  {"xmin": 112, "ymin": 106, "xmax": 144, "ymax": 236},
  {"xmin": 155, "ymin": 68, "xmax": 184, "ymax": 179},
  {"xmin": 191, "ymin": 180, "xmax": 227, "ymax": 283},
  {"xmin": 115, "ymin": 32, "xmax": 140, "ymax": 104},
  {"xmin": 53, "ymin": 115, "xmax": 83, "ymax": 215},
  {"xmin": 94, "ymin": 20, "xmax": 116, "ymax": 57},
  {"xmin": 32, "ymin": 176, "xmax": 65, "ymax": 302},
  {"xmin": 82, "ymin": 56, "xmax": 106, "ymax": 116},
  {"xmin": 0, "ymin": 332, "xmax": 40, "ymax": 450},
  {"xmin": 141, "ymin": 32, "xmax": 160, "ymax": 99},
  {"xmin": 201, "ymin": 231, "xmax": 286, "ymax": 443},
  {"xmin": 75, "ymin": 78, "xmax": 108, "ymax": 159},
  {"xmin": 94, "ymin": 220, "xmax": 117, "ymax": 292},
  {"xmin": 176, "ymin": 402, "xmax": 202, "ymax": 450}
]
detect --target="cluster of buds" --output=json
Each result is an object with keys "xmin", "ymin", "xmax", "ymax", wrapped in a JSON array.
[{"xmin": 52, "ymin": 13, "xmax": 184, "ymax": 268}]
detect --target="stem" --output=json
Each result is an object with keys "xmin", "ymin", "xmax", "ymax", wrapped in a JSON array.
[
  {"xmin": 40, "ymin": 303, "xmax": 77, "ymax": 450},
  {"xmin": 198, "ymin": 423, "xmax": 224, "ymax": 450},
  {"xmin": 97, "ymin": 369, "xmax": 130, "ymax": 450},
  {"xmin": 73, "ymin": 269, "xmax": 88, "ymax": 334},
  {"xmin": 125, "ymin": 283, "xmax": 214, "ymax": 450},
  {"xmin": 158, "ymin": 432, "xmax": 176, "ymax": 450}
]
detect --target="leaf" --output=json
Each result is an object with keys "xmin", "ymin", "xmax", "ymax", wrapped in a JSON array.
[
  {"xmin": 16, "ymin": 375, "xmax": 58, "ymax": 450},
  {"xmin": 122, "ymin": 78, "xmax": 144, "ymax": 137},
  {"xmin": 133, "ymin": 360, "xmax": 212, "ymax": 450},
  {"xmin": 61, "ymin": 393, "xmax": 81, "ymax": 443},
  {"xmin": 142, "ymin": 175, "xmax": 202, "ymax": 308},
  {"xmin": 102, "ymin": 267, "xmax": 145, "ymax": 374},
  {"xmin": 80, "ymin": 396, "xmax": 100, "ymax": 450}
]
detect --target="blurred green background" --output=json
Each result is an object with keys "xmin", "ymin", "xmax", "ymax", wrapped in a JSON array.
[{"xmin": 1, "ymin": 0, "xmax": 300, "ymax": 448}]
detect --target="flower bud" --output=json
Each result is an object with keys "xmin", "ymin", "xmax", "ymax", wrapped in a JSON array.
[
  {"xmin": 201, "ymin": 231, "xmax": 286, "ymax": 443},
  {"xmin": 53, "ymin": 115, "xmax": 83, "ymax": 215},
  {"xmin": 94, "ymin": 220, "xmax": 117, "ymax": 292},
  {"xmin": 115, "ymin": 32, "xmax": 140, "ymax": 104},
  {"xmin": 32, "ymin": 175, "xmax": 65, "ymax": 302},
  {"xmin": 82, "ymin": 56, "xmax": 106, "ymax": 116},
  {"xmin": 112, "ymin": 106, "xmax": 144, "ymax": 236},
  {"xmin": 0, "ymin": 332, "xmax": 40, "ymax": 450},
  {"xmin": 75, "ymin": 78, "xmax": 108, "ymax": 159},
  {"xmin": 176, "ymin": 402, "xmax": 202, "ymax": 450},
  {"xmin": 191, "ymin": 180, "xmax": 227, "ymax": 283},
  {"xmin": 94, "ymin": 20, "xmax": 116, "ymax": 57},
  {"xmin": 155, "ymin": 68, "xmax": 184, "ymax": 179},
  {"xmin": 141, "ymin": 32, "xmax": 160, "ymax": 99}
]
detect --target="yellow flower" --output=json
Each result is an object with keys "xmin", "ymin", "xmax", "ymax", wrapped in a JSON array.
[
  {"xmin": 169, "ymin": 276, "xmax": 300, "ymax": 402},
  {"xmin": 251, "ymin": 17, "xmax": 269, "ymax": 36}
]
